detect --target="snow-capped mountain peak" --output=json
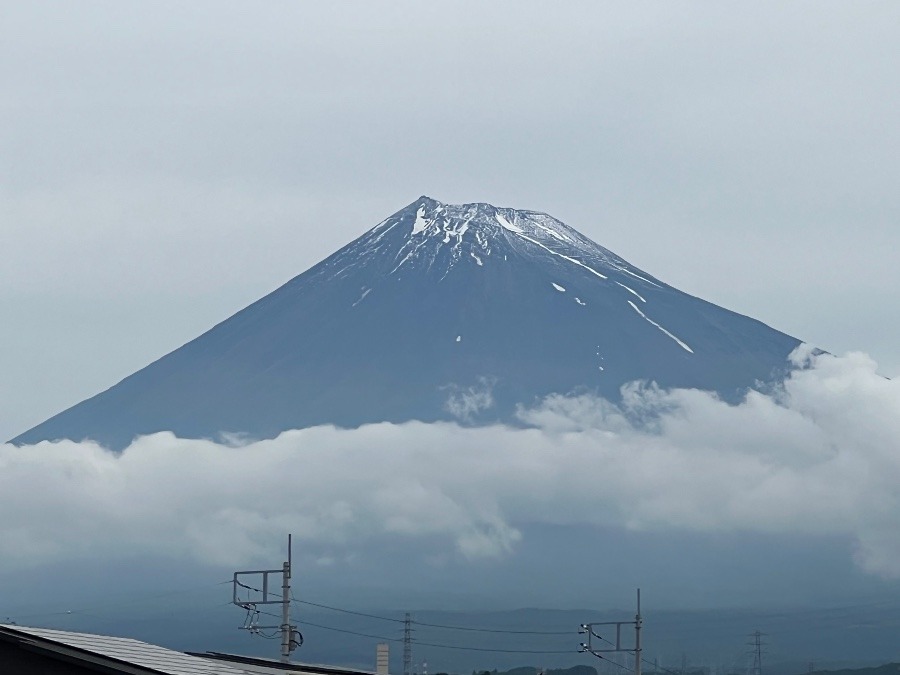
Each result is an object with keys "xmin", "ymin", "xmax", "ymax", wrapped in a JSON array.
[
  {"xmin": 11, "ymin": 196, "xmax": 801, "ymax": 450},
  {"xmin": 328, "ymin": 196, "xmax": 663, "ymax": 292}
]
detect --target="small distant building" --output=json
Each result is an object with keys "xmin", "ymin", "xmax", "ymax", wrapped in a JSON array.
[{"xmin": 376, "ymin": 643, "xmax": 390, "ymax": 675}]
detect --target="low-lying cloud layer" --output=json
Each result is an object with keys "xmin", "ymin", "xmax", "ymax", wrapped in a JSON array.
[{"xmin": 3, "ymin": 348, "xmax": 898, "ymax": 577}]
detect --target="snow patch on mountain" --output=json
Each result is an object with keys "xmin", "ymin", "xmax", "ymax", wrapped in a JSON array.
[
  {"xmin": 412, "ymin": 206, "xmax": 429, "ymax": 235},
  {"xmin": 628, "ymin": 300, "xmax": 694, "ymax": 353},
  {"xmin": 495, "ymin": 213, "xmax": 523, "ymax": 234},
  {"xmin": 352, "ymin": 287, "xmax": 372, "ymax": 307},
  {"xmin": 514, "ymin": 232, "xmax": 610, "ymax": 280},
  {"xmin": 616, "ymin": 281, "xmax": 646, "ymax": 303}
]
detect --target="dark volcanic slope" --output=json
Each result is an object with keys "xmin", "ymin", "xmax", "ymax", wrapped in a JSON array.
[{"xmin": 13, "ymin": 197, "xmax": 801, "ymax": 449}]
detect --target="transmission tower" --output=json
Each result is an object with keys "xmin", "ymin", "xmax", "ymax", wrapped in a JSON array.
[
  {"xmin": 747, "ymin": 631, "xmax": 766, "ymax": 675},
  {"xmin": 403, "ymin": 612, "xmax": 413, "ymax": 675}
]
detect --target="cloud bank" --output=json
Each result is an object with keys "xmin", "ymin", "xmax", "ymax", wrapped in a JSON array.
[{"xmin": 2, "ymin": 349, "xmax": 898, "ymax": 577}]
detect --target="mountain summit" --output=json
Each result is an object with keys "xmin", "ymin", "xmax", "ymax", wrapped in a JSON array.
[{"xmin": 13, "ymin": 197, "xmax": 801, "ymax": 449}]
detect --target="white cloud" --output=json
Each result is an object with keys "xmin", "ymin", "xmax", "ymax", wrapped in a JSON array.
[
  {"xmin": 443, "ymin": 377, "xmax": 496, "ymax": 422},
  {"xmin": 2, "ymin": 349, "xmax": 899, "ymax": 577}
]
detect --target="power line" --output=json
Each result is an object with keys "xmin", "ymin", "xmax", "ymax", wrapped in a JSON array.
[
  {"xmin": 595, "ymin": 633, "xmax": 681, "ymax": 675},
  {"xmin": 412, "ymin": 641, "xmax": 571, "ymax": 655},
  {"xmin": 302, "ymin": 620, "xmax": 402, "ymax": 643},
  {"xmin": 296, "ymin": 599, "xmax": 406, "ymax": 624},
  {"xmin": 641, "ymin": 657, "xmax": 681, "ymax": 675},
  {"xmin": 295, "ymin": 598, "xmax": 574, "ymax": 635},
  {"xmin": 284, "ymin": 613, "xmax": 574, "ymax": 655},
  {"xmin": 413, "ymin": 619, "xmax": 572, "ymax": 635},
  {"xmin": 587, "ymin": 655, "xmax": 634, "ymax": 672}
]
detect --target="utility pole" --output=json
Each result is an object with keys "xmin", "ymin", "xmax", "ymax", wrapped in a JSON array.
[
  {"xmin": 403, "ymin": 612, "xmax": 413, "ymax": 675},
  {"xmin": 232, "ymin": 535, "xmax": 300, "ymax": 663},
  {"xmin": 580, "ymin": 588, "xmax": 643, "ymax": 675},
  {"xmin": 281, "ymin": 535, "xmax": 292, "ymax": 662},
  {"xmin": 635, "ymin": 589, "xmax": 642, "ymax": 675}
]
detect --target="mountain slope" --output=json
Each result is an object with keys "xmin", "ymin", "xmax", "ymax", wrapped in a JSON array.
[{"xmin": 12, "ymin": 196, "xmax": 801, "ymax": 449}]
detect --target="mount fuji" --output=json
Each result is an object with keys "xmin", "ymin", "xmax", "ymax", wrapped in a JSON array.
[{"xmin": 13, "ymin": 196, "xmax": 801, "ymax": 449}]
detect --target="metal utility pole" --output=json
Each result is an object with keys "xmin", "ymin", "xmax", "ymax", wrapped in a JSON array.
[
  {"xmin": 580, "ymin": 588, "xmax": 643, "ymax": 675},
  {"xmin": 281, "ymin": 535, "xmax": 292, "ymax": 662},
  {"xmin": 403, "ymin": 613, "xmax": 413, "ymax": 675},
  {"xmin": 635, "ymin": 589, "xmax": 642, "ymax": 675},
  {"xmin": 232, "ymin": 535, "xmax": 300, "ymax": 663}
]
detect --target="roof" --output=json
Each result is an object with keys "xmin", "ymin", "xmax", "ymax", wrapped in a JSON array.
[
  {"xmin": 0, "ymin": 624, "xmax": 251, "ymax": 675},
  {"xmin": 189, "ymin": 652, "xmax": 376, "ymax": 675}
]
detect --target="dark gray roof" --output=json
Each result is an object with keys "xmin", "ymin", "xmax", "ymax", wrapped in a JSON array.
[
  {"xmin": 0, "ymin": 624, "xmax": 251, "ymax": 674},
  {"xmin": 190, "ymin": 652, "xmax": 377, "ymax": 675}
]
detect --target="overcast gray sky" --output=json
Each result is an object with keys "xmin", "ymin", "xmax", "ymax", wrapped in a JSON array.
[{"xmin": 2, "ymin": 1, "xmax": 899, "ymax": 442}]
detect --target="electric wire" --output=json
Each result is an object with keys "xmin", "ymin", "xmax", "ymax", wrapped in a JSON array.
[
  {"xmin": 593, "ymin": 632, "xmax": 681, "ymax": 675},
  {"xmin": 257, "ymin": 607, "xmax": 575, "ymax": 655},
  {"xmin": 414, "ymin": 619, "xmax": 572, "ymax": 635},
  {"xmin": 294, "ymin": 597, "xmax": 574, "ymax": 635},
  {"xmin": 25, "ymin": 578, "xmax": 877, "ymax": 665},
  {"xmin": 412, "ymin": 640, "xmax": 571, "ymax": 655},
  {"xmin": 582, "ymin": 654, "xmax": 633, "ymax": 673},
  {"xmin": 295, "ymin": 599, "xmax": 405, "ymax": 624},
  {"xmin": 302, "ymin": 619, "xmax": 403, "ymax": 643},
  {"xmin": 302, "ymin": 617, "xmax": 574, "ymax": 654},
  {"xmin": 640, "ymin": 659, "xmax": 681, "ymax": 675}
]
